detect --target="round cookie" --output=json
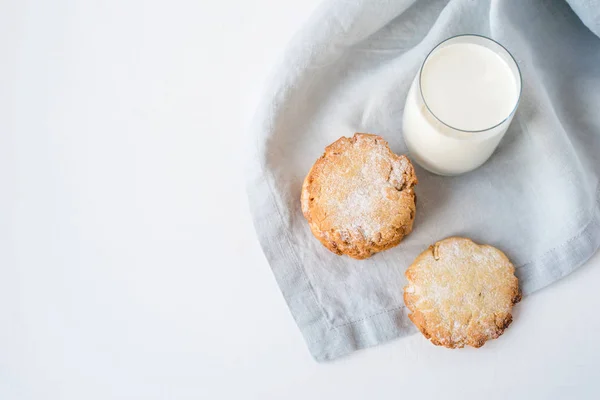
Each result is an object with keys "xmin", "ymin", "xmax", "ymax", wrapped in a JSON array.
[
  {"xmin": 301, "ymin": 133, "xmax": 418, "ymax": 259},
  {"xmin": 404, "ymin": 237, "xmax": 521, "ymax": 348}
]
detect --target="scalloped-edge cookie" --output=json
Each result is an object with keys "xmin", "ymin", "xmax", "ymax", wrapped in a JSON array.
[{"xmin": 404, "ymin": 237, "xmax": 521, "ymax": 348}]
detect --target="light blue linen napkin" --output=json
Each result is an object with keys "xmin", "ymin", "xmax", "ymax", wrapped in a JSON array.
[{"xmin": 247, "ymin": 0, "xmax": 600, "ymax": 361}]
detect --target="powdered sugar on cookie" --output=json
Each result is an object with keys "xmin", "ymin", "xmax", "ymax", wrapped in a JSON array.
[
  {"xmin": 301, "ymin": 133, "xmax": 418, "ymax": 259},
  {"xmin": 404, "ymin": 237, "xmax": 521, "ymax": 348}
]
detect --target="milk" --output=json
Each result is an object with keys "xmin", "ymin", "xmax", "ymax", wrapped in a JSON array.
[{"xmin": 403, "ymin": 36, "xmax": 521, "ymax": 176}]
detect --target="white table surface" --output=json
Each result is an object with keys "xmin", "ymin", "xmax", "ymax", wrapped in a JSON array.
[{"xmin": 2, "ymin": 1, "xmax": 600, "ymax": 399}]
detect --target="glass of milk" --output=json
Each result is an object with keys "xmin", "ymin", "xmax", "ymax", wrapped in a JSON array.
[{"xmin": 402, "ymin": 34, "xmax": 522, "ymax": 176}]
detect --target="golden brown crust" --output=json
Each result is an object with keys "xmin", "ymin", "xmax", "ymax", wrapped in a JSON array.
[
  {"xmin": 404, "ymin": 237, "xmax": 521, "ymax": 348},
  {"xmin": 301, "ymin": 133, "xmax": 418, "ymax": 259}
]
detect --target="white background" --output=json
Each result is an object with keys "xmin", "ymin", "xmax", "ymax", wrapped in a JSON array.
[{"xmin": 2, "ymin": 0, "xmax": 600, "ymax": 399}]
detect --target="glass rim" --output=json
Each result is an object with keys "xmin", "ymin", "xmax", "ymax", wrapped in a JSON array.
[{"xmin": 418, "ymin": 34, "xmax": 523, "ymax": 134}]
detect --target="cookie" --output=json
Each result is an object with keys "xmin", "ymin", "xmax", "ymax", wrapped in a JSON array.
[
  {"xmin": 301, "ymin": 133, "xmax": 418, "ymax": 259},
  {"xmin": 404, "ymin": 237, "xmax": 521, "ymax": 348}
]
